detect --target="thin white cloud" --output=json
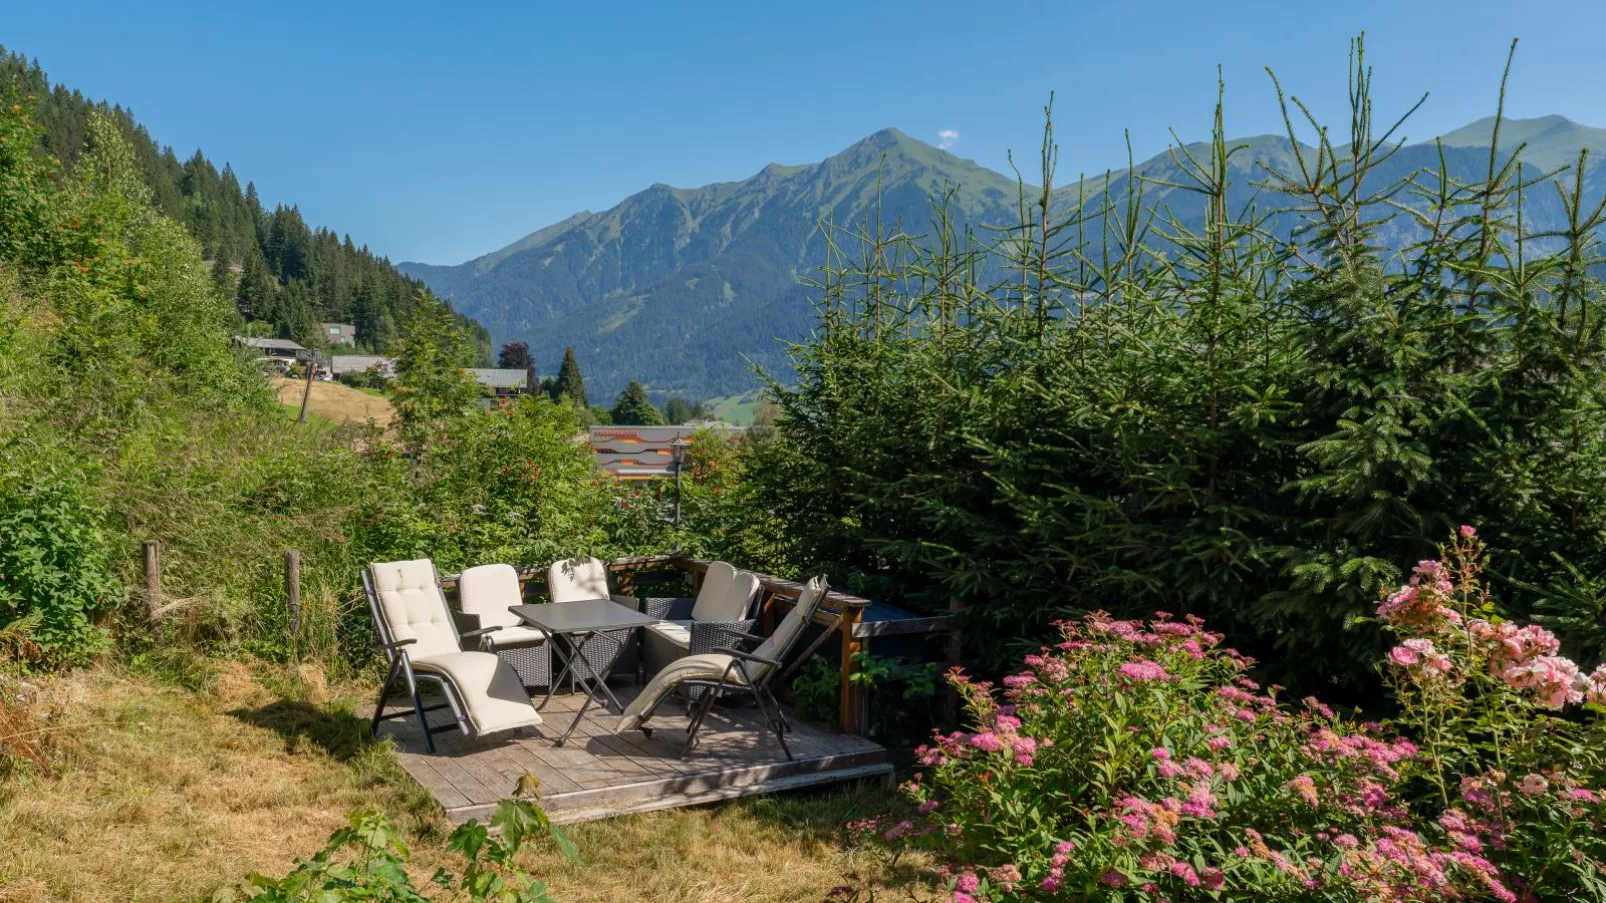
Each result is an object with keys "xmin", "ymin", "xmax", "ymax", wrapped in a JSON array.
[{"xmin": 937, "ymin": 129, "xmax": 960, "ymax": 150}]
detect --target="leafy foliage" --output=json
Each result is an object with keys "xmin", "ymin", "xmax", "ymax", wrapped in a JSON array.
[
  {"xmin": 608, "ymin": 381, "xmax": 664, "ymax": 426},
  {"xmin": 0, "ymin": 472, "xmax": 116, "ymax": 667},
  {"xmin": 222, "ymin": 799, "xmax": 578, "ymax": 902}
]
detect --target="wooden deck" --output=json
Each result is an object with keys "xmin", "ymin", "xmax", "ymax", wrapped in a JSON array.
[{"xmin": 381, "ymin": 684, "xmax": 893, "ymax": 824}]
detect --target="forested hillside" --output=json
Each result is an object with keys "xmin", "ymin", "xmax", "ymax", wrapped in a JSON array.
[{"xmin": 0, "ymin": 47, "xmax": 490, "ymax": 361}]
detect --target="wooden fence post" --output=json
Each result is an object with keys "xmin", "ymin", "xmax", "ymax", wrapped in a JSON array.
[
  {"xmin": 143, "ymin": 540, "xmax": 162, "ymax": 639},
  {"xmin": 297, "ymin": 355, "xmax": 315, "ymax": 424},
  {"xmin": 284, "ymin": 550, "xmax": 301, "ymax": 634},
  {"xmin": 838, "ymin": 601, "xmax": 865, "ymax": 735},
  {"xmin": 945, "ymin": 597, "xmax": 964, "ymax": 723}
]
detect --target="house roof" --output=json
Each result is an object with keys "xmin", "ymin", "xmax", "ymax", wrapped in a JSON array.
[
  {"xmin": 235, "ymin": 336, "xmax": 305, "ymax": 353},
  {"xmin": 468, "ymin": 368, "xmax": 529, "ymax": 390},
  {"xmin": 331, "ymin": 355, "xmax": 394, "ymax": 375}
]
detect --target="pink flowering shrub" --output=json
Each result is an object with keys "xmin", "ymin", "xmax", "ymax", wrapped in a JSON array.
[{"xmin": 882, "ymin": 529, "xmax": 1606, "ymax": 901}]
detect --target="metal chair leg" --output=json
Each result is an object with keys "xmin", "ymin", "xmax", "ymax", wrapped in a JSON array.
[
  {"xmin": 402, "ymin": 658, "xmax": 435, "ymax": 755},
  {"xmin": 680, "ymin": 689, "xmax": 720, "ymax": 758},
  {"xmin": 370, "ymin": 655, "xmax": 404, "ymax": 739},
  {"xmin": 751, "ymin": 686, "xmax": 793, "ymax": 761}
]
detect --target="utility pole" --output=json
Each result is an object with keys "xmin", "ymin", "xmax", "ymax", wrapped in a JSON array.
[{"xmin": 298, "ymin": 351, "xmax": 315, "ymax": 424}]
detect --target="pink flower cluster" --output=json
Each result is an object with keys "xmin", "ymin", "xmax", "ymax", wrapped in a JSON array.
[{"xmin": 1388, "ymin": 638, "xmax": 1452, "ymax": 676}]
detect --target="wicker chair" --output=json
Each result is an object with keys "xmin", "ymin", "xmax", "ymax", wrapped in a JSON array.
[
  {"xmin": 457, "ymin": 563, "xmax": 551, "ymax": 691},
  {"xmin": 546, "ymin": 556, "xmax": 638, "ymax": 685},
  {"xmin": 641, "ymin": 561, "xmax": 762, "ymax": 700}
]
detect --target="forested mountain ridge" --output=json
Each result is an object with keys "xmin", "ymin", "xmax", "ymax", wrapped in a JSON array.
[
  {"xmin": 0, "ymin": 47, "xmax": 490, "ymax": 362},
  {"xmin": 405, "ymin": 116, "xmax": 1598, "ymax": 400}
]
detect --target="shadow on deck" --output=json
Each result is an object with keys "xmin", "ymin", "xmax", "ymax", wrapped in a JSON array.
[{"xmin": 379, "ymin": 684, "xmax": 893, "ymax": 824}]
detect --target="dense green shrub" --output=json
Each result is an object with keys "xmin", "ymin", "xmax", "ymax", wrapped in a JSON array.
[
  {"xmin": 0, "ymin": 471, "xmax": 117, "ymax": 666},
  {"xmin": 752, "ymin": 44, "xmax": 1606, "ymax": 693}
]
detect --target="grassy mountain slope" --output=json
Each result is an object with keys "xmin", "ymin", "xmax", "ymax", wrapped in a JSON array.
[
  {"xmin": 404, "ymin": 120, "xmax": 1598, "ymax": 400},
  {"xmin": 1434, "ymin": 114, "xmax": 1606, "ymax": 172}
]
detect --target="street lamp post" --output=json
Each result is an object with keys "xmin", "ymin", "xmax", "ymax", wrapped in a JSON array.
[{"xmin": 671, "ymin": 435, "xmax": 687, "ymax": 528}]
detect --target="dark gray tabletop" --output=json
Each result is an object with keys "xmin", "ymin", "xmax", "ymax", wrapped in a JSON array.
[{"xmin": 511, "ymin": 599, "xmax": 659, "ymax": 634}]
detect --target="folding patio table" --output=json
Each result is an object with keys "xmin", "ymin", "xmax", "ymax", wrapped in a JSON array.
[{"xmin": 510, "ymin": 599, "xmax": 661, "ymax": 746}]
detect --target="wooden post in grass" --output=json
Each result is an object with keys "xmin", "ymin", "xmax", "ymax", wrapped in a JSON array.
[
  {"xmin": 838, "ymin": 602, "xmax": 865, "ymax": 735},
  {"xmin": 142, "ymin": 540, "xmax": 162, "ymax": 639},
  {"xmin": 284, "ymin": 550, "xmax": 301, "ymax": 634},
  {"xmin": 945, "ymin": 597, "xmax": 964, "ymax": 723},
  {"xmin": 297, "ymin": 354, "xmax": 315, "ymax": 424}
]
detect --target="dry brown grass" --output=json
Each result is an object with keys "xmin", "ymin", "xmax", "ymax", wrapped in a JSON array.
[
  {"xmin": 271, "ymin": 377, "xmax": 394, "ymax": 428},
  {"xmin": 0, "ymin": 662, "xmax": 917, "ymax": 903}
]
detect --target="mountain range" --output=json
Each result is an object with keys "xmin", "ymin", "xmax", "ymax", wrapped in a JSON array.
[{"xmin": 401, "ymin": 115, "xmax": 1606, "ymax": 401}]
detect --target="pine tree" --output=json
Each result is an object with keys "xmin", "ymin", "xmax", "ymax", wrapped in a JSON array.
[
  {"xmin": 552, "ymin": 347, "xmax": 588, "ymax": 408},
  {"xmin": 610, "ymin": 381, "xmax": 665, "ymax": 425}
]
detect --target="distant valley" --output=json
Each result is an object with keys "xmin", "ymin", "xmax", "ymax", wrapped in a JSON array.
[{"xmin": 403, "ymin": 114, "xmax": 1606, "ymax": 401}]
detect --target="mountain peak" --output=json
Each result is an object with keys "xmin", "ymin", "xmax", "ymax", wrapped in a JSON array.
[{"xmin": 1433, "ymin": 114, "xmax": 1606, "ymax": 171}]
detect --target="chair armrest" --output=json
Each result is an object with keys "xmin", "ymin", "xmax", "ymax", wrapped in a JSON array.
[
  {"xmin": 458, "ymin": 626, "xmax": 503, "ymax": 640},
  {"xmin": 711, "ymin": 646, "xmax": 783, "ymax": 669},
  {"xmin": 690, "ymin": 619, "xmax": 762, "ymax": 655},
  {"xmin": 610, "ymin": 593, "xmax": 639, "ymax": 607},
  {"xmin": 374, "ymin": 637, "xmax": 417, "ymax": 651}
]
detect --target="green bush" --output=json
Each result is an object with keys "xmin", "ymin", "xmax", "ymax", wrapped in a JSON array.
[{"xmin": 0, "ymin": 471, "xmax": 118, "ymax": 666}]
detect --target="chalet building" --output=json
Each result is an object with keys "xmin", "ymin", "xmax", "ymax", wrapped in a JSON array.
[
  {"xmin": 589, "ymin": 423, "xmax": 744, "ymax": 480},
  {"xmin": 468, "ymin": 368, "xmax": 530, "ymax": 399},
  {"xmin": 321, "ymin": 323, "xmax": 358, "ymax": 346},
  {"xmin": 234, "ymin": 336, "xmax": 307, "ymax": 375},
  {"xmin": 331, "ymin": 354, "xmax": 395, "ymax": 379}
]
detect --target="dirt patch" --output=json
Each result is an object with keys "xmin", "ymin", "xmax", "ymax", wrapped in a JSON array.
[{"xmin": 273, "ymin": 378, "xmax": 395, "ymax": 428}]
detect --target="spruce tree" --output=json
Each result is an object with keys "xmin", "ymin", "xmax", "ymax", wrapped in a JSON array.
[
  {"xmin": 552, "ymin": 347, "xmax": 588, "ymax": 408},
  {"xmin": 610, "ymin": 381, "xmax": 665, "ymax": 425}
]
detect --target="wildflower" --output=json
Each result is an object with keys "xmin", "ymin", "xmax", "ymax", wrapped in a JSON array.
[
  {"xmin": 1519, "ymin": 773, "xmax": 1549, "ymax": 796},
  {"xmin": 1151, "ymin": 747, "xmax": 1171, "ymax": 761},
  {"xmin": 1217, "ymin": 762, "xmax": 1240, "ymax": 782},
  {"xmin": 882, "ymin": 819, "xmax": 914, "ymax": 840},
  {"xmin": 1170, "ymin": 861, "xmax": 1201, "ymax": 887},
  {"xmin": 1460, "ymin": 524, "xmax": 1477, "ymax": 537},
  {"xmin": 1207, "ymin": 736, "xmax": 1231, "ymax": 752},
  {"xmin": 1289, "ymin": 774, "xmax": 1319, "ymax": 806},
  {"xmin": 917, "ymin": 799, "xmax": 940, "ymax": 813},
  {"xmin": 955, "ymin": 874, "xmax": 980, "ymax": 893},
  {"xmin": 1100, "ymin": 870, "xmax": 1127, "ymax": 888},
  {"xmin": 968, "ymin": 732, "xmax": 1002, "ymax": 752},
  {"xmin": 1118, "ymin": 659, "xmax": 1170, "ymax": 682},
  {"xmin": 1502, "ymin": 655, "xmax": 1584, "ymax": 708}
]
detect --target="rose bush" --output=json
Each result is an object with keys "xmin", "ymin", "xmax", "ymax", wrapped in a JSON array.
[{"xmin": 877, "ymin": 529, "xmax": 1606, "ymax": 901}]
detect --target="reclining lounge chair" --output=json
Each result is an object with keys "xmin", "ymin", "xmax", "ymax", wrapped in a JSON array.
[
  {"xmin": 363, "ymin": 559, "xmax": 543, "ymax": 753},
  {"xmin": 641, "ymin": 561, "xmax": 763, "ymax": 697},
  {"xmin": 618, "ymin": 575, "xmax": 828, "ymax": 760}
]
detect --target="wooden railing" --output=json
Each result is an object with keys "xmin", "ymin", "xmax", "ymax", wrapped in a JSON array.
[{"xmin": 437, "ymin": 555, "xmax": 952, "ymax": 735}]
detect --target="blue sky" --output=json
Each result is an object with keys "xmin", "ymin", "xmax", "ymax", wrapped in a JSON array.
[{"xmin": 6, "ymin": 1, "xmax": 1604, "ymax": 264}]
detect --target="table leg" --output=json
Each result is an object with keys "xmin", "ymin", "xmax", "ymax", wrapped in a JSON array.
[
  {"xmin": 537, "ymin": 634, "xmax": 579, "ymax": 712},
  {"xmin": 553, "ymin": 630, "xmax": 631, "ymax": 747}
]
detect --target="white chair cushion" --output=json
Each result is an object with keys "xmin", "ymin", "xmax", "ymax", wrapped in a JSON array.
[
  {"xmin": 411, "ymin": 651, "xmax": 543, "ymax": 735},
  {"xmin": 487, "ymin": 625, "xmax": 547, "ymax": 648},
  {"xmin": 689, "ymin": 562, "xmax": 735, "ymax": 620},
  {"xmin": 645, "ymin": 620, "xmax": 693, "ymax": 650},
  {"xmin": 459, "ymin": 563, "xmax": 524, "ymax": 629},
  {"xmin": 750, "ymin": 576, "xmax": 827, "ymax": 664},
  {"xmin": 617, "ymin": 652, "xmax": 749, "ymax": 732},
  {"xmin": 616, "ymin": 576, "xmax": 830, "ymax": 734},
  {"xmin": 370, "ymin": 559, "xmax": 459, "ymax": 660},
  {"xmin": 548, "ymin": 557, "xmax": 611, "ymax": 604},
  {"xmin": 692, "ymin": 564, "xmax": 760, "ymax": 623}
]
